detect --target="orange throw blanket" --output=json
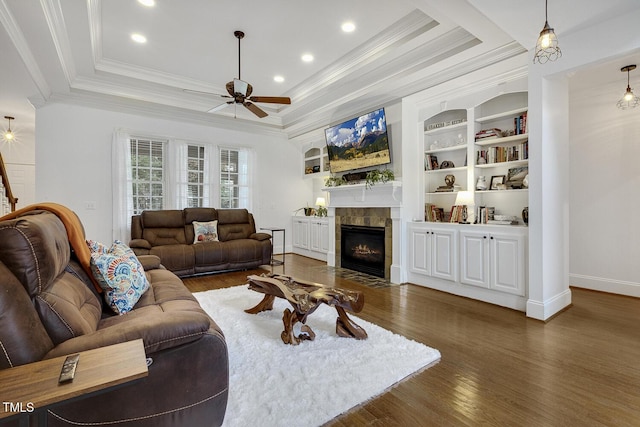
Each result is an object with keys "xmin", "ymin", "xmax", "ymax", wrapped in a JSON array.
[{"xmin": 0, "ymin": 202, "xmax": 101, "ymax": 293}]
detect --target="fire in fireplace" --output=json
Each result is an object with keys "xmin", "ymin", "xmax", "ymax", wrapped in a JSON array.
[{"xmin": 340, "ymin": 224, "xmax": 385, "ymax": 278}]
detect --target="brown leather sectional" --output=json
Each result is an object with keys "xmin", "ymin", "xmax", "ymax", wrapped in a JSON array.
[
  {"xmin": 0, "ymin": 209, "xmax": 228, "ymax": 426},
  {"xmin": 130, "ymin": 208, "xmax": 272, "ymax": 277}
]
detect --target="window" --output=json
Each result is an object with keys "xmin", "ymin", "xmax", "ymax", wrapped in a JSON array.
[
  {"xmin": 130, "ymin": 137, "xmax": 165, "ymax": 214},
  {"xmin": 186, "ymin": 145, "xmax": 206, "ymax": 208},
  {"xmin": 220, "ymin": 148, "xmax": 250, "ymax": 209}
]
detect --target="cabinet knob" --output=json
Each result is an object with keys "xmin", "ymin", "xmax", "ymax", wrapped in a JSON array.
[
  {"xmin": 483, "ymin": 236, "xmax": 487, "ymax": 239},
  {"xmin": 490, "ymin": 236, "xmax": 494, "ymax": 240}
]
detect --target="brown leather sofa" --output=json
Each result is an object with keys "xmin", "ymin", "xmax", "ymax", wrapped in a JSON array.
[
  {"xmin": 0, "ymin": 210, "xmax": 228, "ymax": 426},
  {"xmin": 130, "ymin": 208, "xmax": 272, "ymax": 277}
]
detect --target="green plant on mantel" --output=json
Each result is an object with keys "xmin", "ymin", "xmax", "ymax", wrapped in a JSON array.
[
  {"xmin": 324, "ymin": 175, "xmax": 346, "ymax": 187},
  {"xmin": 365, "ymin": 168, "xmax": 395, "ymax": 189}
]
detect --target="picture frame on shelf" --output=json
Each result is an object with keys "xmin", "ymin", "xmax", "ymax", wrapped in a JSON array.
[
  {"xmin": 506, "ymin": 166, "xmax": 529, "ymax": 189},
  {"xmin": 490, "ymin": 175, "xmax": 505, "ymax": 190}
]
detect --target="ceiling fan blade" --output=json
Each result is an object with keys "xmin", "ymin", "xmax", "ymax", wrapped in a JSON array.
[
  {"xmin": 248, "ymin": 96, "xmax": 291, "ymax": 105},
  {"xmin": 183, "ymin": 88, "xmax": 232, "ymax": 98},
  {"xmin": 208, "ymin": 101, "xmax": 233, "ymax": 113},
  {"xmin": 243, "ymin": 101, "xmax": 268, "ymax": 118}
]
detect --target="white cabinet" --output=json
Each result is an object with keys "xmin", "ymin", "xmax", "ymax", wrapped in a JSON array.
[
  {"xmin": 409, "ymin": 224, "xmax": 457, "ymax": 282},
  {"xmin": 292, "ymin": 217, "xmax": 309, "ymax": 250},
  {"xmin": 460, "ymin": 229, "xmax": 525, "ymax": 296},
  {"xmin": 292, "ymin": 216, "xmax": 329, "ymax": 261},
  {"xmin": 310, "ymin": 219, "xmax": 329, "ymax": 253},
  {"xmin": 408, "ymin": 222, "xmax": 527, "ymax": 311}
]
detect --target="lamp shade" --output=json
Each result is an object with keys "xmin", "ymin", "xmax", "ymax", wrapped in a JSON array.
[
  {"xmin": 315, "ymin": 197, "xmax": 326, "ymax": 207},
  {"xmin": 455, "ymin": 191, "xmax": 473, "ymax": 206}
]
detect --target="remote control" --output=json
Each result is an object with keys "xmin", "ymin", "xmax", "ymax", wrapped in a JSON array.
[{"xmin": 58, "ymin": 354, "xmax": 80, "ymax": 383}]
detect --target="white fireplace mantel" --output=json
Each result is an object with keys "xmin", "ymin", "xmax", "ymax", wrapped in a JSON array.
[{"xmin": 322, "ymin": 181, "xmax": 402, "ymax": 208}]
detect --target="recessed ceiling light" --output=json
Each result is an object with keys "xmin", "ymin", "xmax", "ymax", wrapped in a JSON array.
[
  {"xmin": 301, "ymin": 53, "xmax": 314, "ymax": 63},
  {"xmin": 137, "ymin": 0, "xmax": 155, "ymax": 6},
  {"xmin": 131, "ymin": 33, "xmax": 147, "ymax": 44},
  {"xmin": 341, "ymin": 22, "xmax": 356, "ymax": 33},
  {"xmin": 274, "ymin": 75, "xmax": 285, "ymax": 83}
]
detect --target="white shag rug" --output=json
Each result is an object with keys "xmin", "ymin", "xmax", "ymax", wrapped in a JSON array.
[{"xmin": 194, "ymin": 286, "xmax": 441, "ymax": 427}]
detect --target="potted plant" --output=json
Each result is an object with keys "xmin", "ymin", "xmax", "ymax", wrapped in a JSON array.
[
  {"xmin": 365, "ymin": 168, "xmax": 395, "ymax": 189},
  {"xmin": 293, "ymin": 204, "xmax": 315, "ymax": 216}
]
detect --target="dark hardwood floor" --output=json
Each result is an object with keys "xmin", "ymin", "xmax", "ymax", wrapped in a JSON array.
[{"xmin": 182, "ymin": 254, "xmax": 640, "ymax": 427}]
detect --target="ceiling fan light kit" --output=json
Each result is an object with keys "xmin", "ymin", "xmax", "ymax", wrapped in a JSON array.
[{"xmin": 189, "ymin": 30, "xmax": 291, "ymax": 119}]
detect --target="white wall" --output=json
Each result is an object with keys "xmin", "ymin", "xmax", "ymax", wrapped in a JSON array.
[
  {"xmin": 35, "ymin": 103, "xmax": 305, "ymax": 249},
  {"xmin": 526, "ymin": 7, "xmax": 640, "ymax": 318},
  {"xmin": 569, "ymin": 81, "xmax": 640, "ymax": 296}
]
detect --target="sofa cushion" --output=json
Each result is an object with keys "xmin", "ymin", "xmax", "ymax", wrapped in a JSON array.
[
  {"xmin": 193, "ymin": 220, "xmax": 219, "ymax": 243},
  {"xmin": 149, "ymin": 244, "xmax": 195, "ymax": 275},
  {"xmin": 87, "ymin": 240, "xmax": 150, "ymax": 315},
  {"xmin": 193, "ymin": 241, "xmax": 228, "ymax": 269},
  {"xmin": 0, "ymin": 211, "xmax": 70, "ymax": 298},
  {"xmin": 0, "ymin": 261, "xmax": 54, "ymax": 368},
  {"xmin": 35, "ymin": 271, "xmax": 103, "ymax": 345},
  {"xmin": 141, "ymin": 210, "xmax": 187, "ymax": 246}
]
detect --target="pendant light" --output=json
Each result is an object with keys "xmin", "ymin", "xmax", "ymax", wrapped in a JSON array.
[
  {"xmin": 3, "ymin": 116, "xmax": 14, "ymax": 141},
  {"xmin": 616, "ymin": 65, "xmax": 640, "ymax": 110},
  {"xmin": 533, "ymin": 0, "xmax": 562, "ymax": 64}
]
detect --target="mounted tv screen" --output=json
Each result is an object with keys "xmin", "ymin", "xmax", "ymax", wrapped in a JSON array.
[{"xmin": 324, "ymin": 108, "xmax": 391, "ymax": 174}]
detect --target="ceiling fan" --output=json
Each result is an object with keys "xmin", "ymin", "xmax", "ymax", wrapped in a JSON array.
[{"xmin": 186, "ymin": 31, "xmax": 291, "ymax": 118}]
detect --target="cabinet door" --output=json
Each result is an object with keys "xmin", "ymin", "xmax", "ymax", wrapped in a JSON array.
[
  {"xmin": 292, "ymin": 219, "xmax": 309, "ymax": 250},
  {"xmin": 431, "ymin": 229, "xmax": 457, "ymax": 282},
  {"xmin": 490, "ymin": 233, "xmax": 525, "ymax": 295},
  {"xmin": 460, "ymin": 231, "xmax": 490, "ymax": 288},
  {"xmin": 309, "ymin": 221, "xmax": 321, "ymax": 252},
  {"xmin": 319, "ymin": 220, "xmax": 330, "ymax": 253},
  {"xmin": 409, "ymin": 228, "xmax": 431, "ymax": 275}
]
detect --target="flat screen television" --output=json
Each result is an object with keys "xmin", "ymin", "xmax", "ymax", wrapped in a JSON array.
[{"xmin": 324, "ymin": 108, "xmax": 391, "ymax": 174}]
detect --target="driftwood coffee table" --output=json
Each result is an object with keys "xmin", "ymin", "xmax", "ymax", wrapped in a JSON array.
[{"xmin": 245, "ymin": 274, "xmax": 368, "ymax": 345}]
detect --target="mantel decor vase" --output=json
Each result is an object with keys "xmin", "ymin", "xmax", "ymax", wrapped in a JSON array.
[{"xmin": 522, "ymin": 207, "xmax": 529, "ymax": 226}]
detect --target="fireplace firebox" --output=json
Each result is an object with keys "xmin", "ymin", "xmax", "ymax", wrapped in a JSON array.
[{"xmin": 340, "ymin": 224, "xmax": 385, "ymax": 278}]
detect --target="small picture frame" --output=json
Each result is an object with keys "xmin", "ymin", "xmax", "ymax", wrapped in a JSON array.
[{"xmin": 490, "ymin": 175, "xmax": 505, "ymax": 190}]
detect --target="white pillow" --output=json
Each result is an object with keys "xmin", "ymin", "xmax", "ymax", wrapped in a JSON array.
[{"xmin": 193, "ymin": 220, "xmax": 219, "ymax": 243}]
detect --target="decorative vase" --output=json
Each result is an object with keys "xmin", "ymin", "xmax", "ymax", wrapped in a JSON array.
[
  {"xmin": 522, "ymin": 207, "xmax": 529, "ymax": 226},
  {"xmin": 476, "ymin": 176, "xmax": 487, "ymax": 191}
]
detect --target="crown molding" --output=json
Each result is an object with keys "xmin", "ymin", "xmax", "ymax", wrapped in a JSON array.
[
  {"xmin": 0, "ymin": 0, "xmax": 51, "ymax": 99},
  {"xmin": 46, "ymin": 90, "xmax": 288, "ymax": 138},
  {"xmin": 284, "ymin": 10, "xmax": 438, "ymax": 104},
  {"xmin": 40, "ymin": 0, "xmax": 76, "ymax": 84}
]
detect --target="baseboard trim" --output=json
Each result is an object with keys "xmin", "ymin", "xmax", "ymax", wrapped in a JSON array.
[
  {"xmin": 526, "ymin": 288, "xmax": 572, "ymax": 321},
  {"xmin": 569, "ymin": 274, "xmax": 640, "ymax": 298}
]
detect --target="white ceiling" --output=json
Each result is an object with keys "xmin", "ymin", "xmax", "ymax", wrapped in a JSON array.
[{"xmin": 1, "ymin": 0, "xmax": 639, "ymax": 143}]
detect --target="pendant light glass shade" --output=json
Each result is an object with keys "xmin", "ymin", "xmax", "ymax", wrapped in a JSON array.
[
  {"xmin": 617, "ymin": 65, "xmax": 640, "ymax": 110},
  {"xmin": 533, "ymin": 0, "xmax": 562, "ymax": 64},
  {"xmin": 3, "ymin": 116, "xmax": 14, "ymax": 141}
]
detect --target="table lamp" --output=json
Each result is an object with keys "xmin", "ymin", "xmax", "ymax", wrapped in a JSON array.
[{"xmin": 454, "ymin": 191, "xmax": 474, "ymax": 224}]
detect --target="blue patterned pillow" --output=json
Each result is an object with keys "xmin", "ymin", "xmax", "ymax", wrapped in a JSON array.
[{"xmin": 86, "ymin": 239, "xmax": 150, "ymax": 314}]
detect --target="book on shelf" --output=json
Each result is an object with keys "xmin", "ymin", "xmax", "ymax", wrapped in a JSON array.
[
  {"xmin": 475, "ymin": 128, "xmax": 501, "ymax": 141},
  {"xmin": 424, "ymin": 154, "xmax": 439, "ymax": 171},
  {"xmin": 475, "ymin": 206, "xmax": 495, "ymax": 224},
  {"xmin": 514, "ymin": 112, "xmax": 527, "ymax": 135},
  {"xmin": 476, "ymin": 140, "xmax": 528, "ymax": 165},
  {"xmin": 486, "ymin": 220, "xmax": 518, "ymax": 225},
  {"xmin": 425, "ymin": 203, "xmax": 445, "ymax": 222}
]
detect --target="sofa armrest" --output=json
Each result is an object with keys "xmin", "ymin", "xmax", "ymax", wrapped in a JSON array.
[
  {"xmin": 250, "ymin": 232, "xmax": 272, "ymax": 241},
  {"xmin": 130, "ymin": 238, "xmax": 152, "ymax": 250},
  {"xmin": 44, "ymin": 310, "xmax": 212, "ymax": 359},
  {"xmin": 137, "ymin": 254, "xmax": 162, "ymax": 271}
]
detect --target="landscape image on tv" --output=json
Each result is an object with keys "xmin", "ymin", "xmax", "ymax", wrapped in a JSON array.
[{"xmin": 324, "ymin": 108, "xmax": 391, "ymax": 173}]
